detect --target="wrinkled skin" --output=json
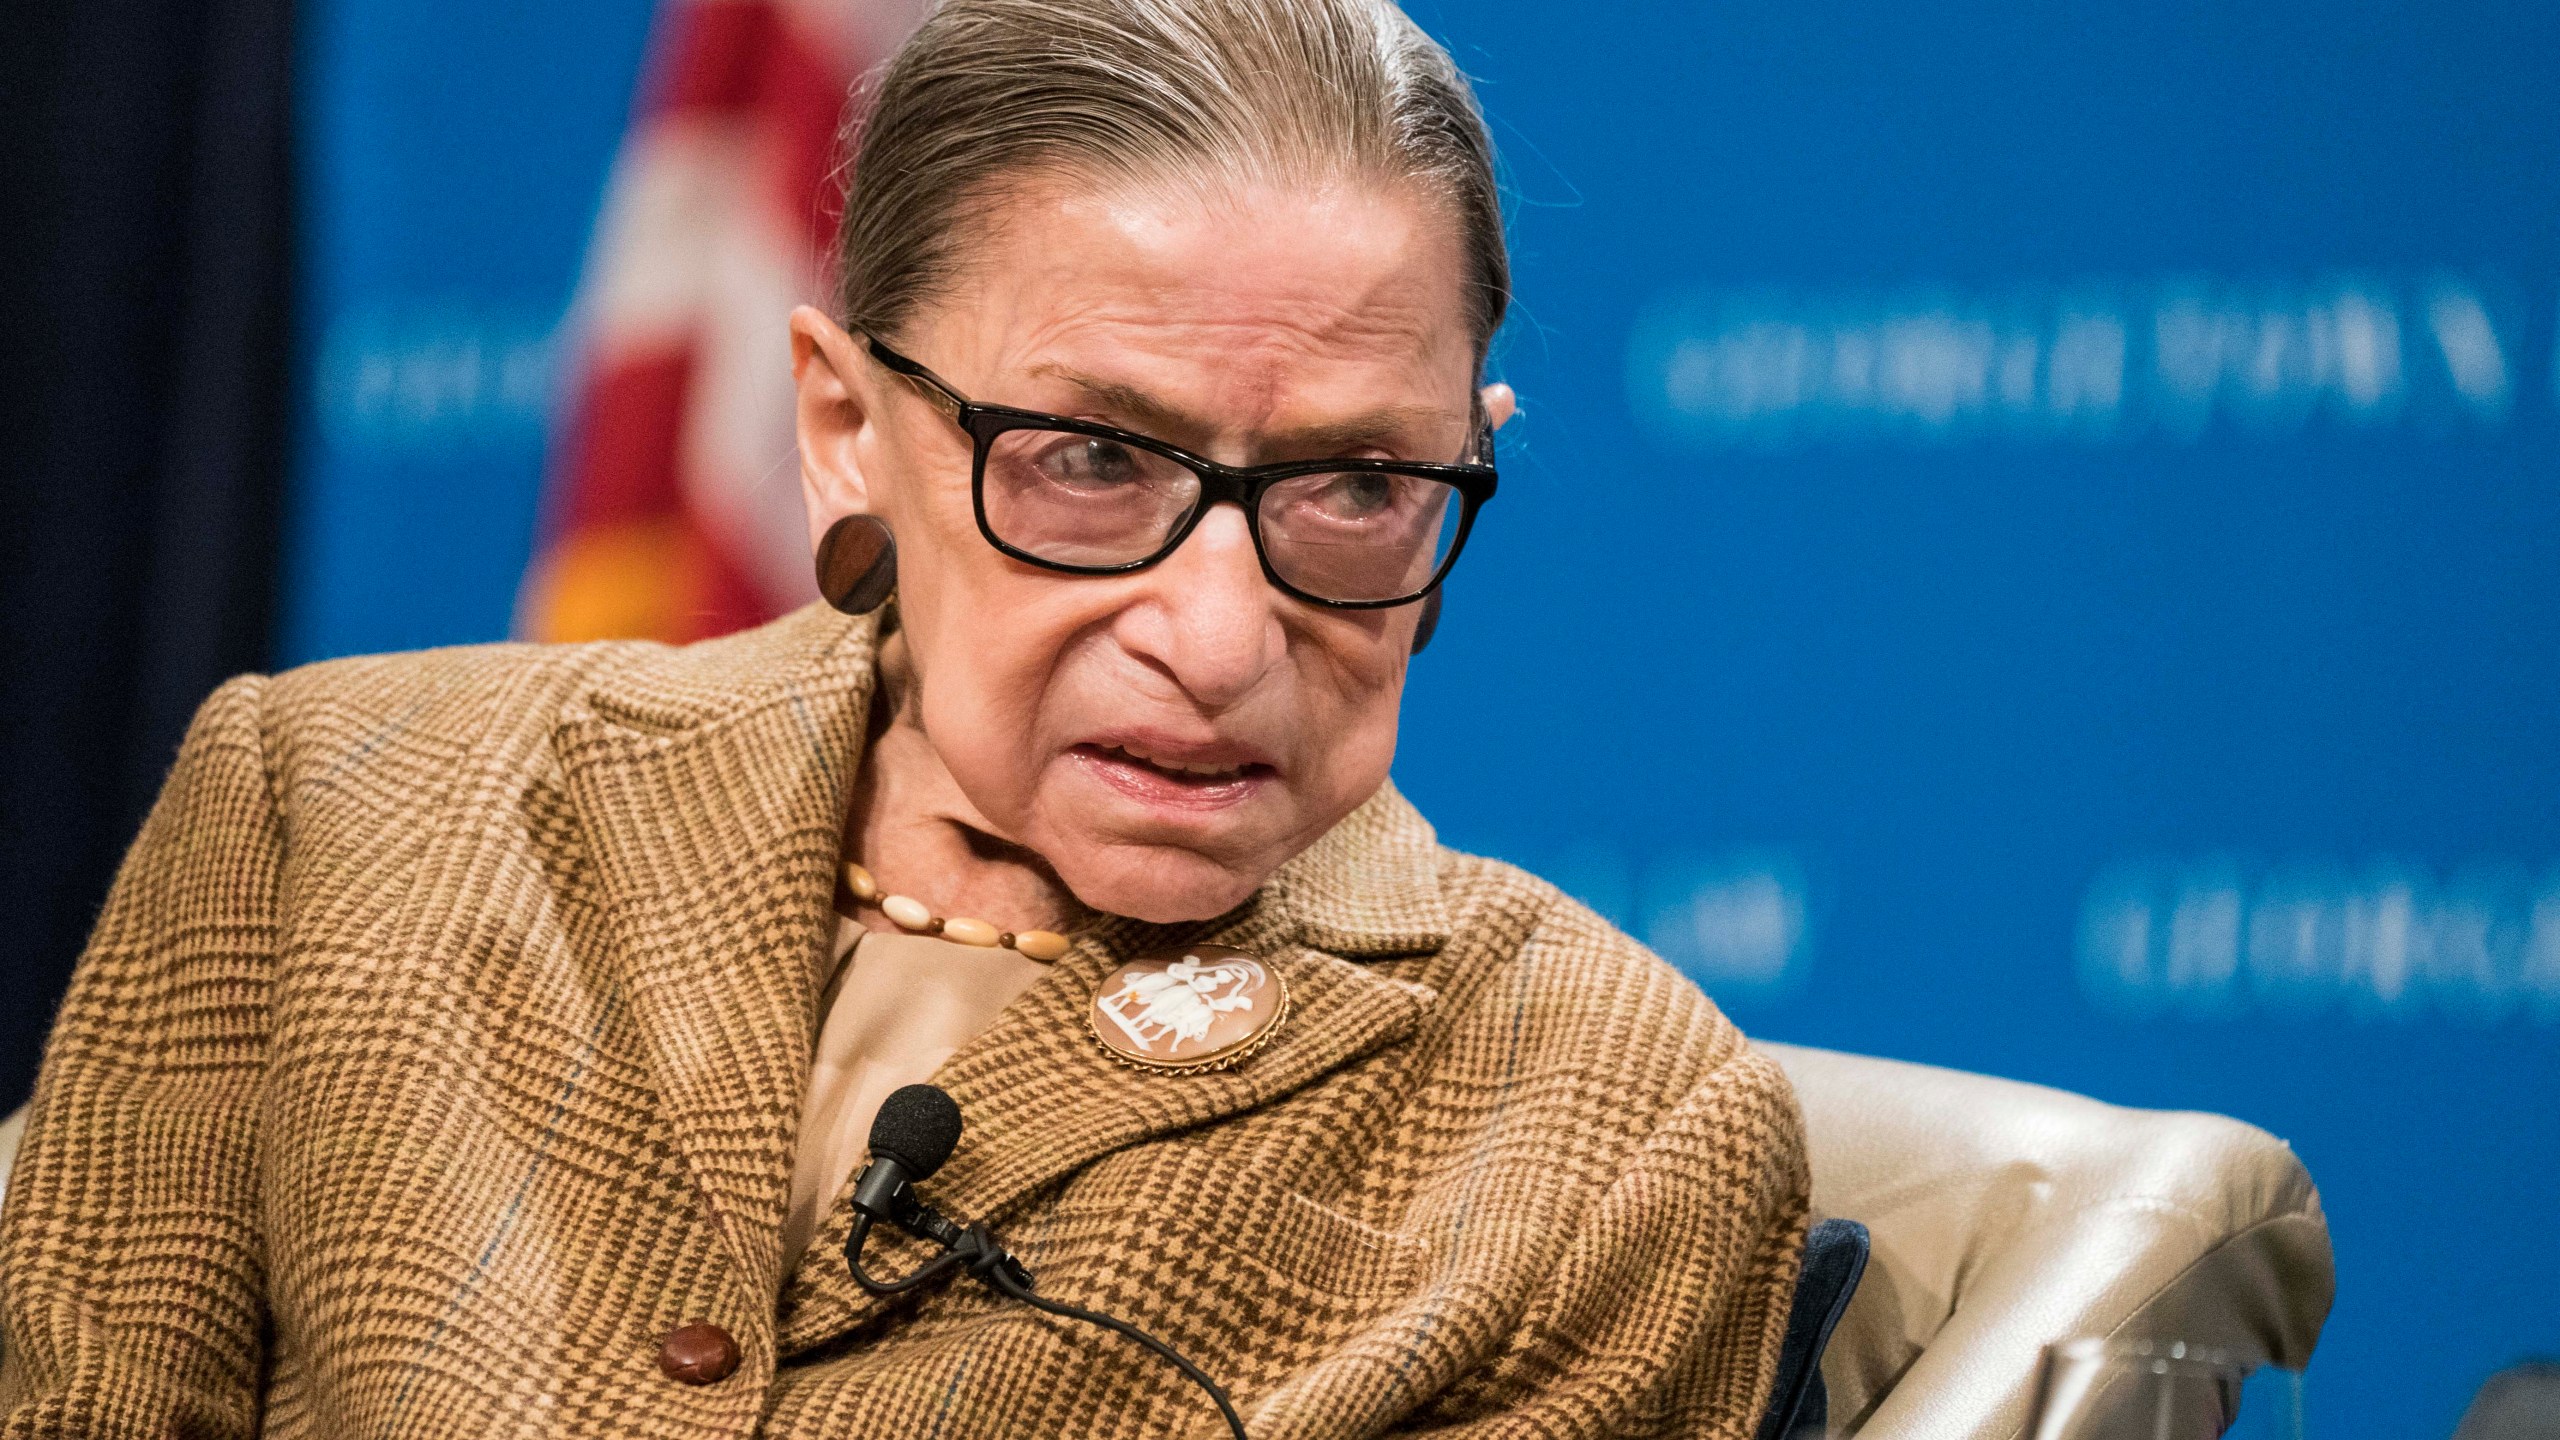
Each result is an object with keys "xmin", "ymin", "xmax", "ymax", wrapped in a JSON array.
[{"xmin": 791, "ymin": 174, "xmax": 1515, "ymax": 928}]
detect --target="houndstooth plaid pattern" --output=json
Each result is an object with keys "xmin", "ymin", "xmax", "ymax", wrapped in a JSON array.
[{"xmin": 0, "ymin": 604, "xmax": 1808, "ymax": 1439}]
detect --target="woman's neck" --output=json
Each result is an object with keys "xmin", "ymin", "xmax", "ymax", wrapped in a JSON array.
[{"xmin": 841, "ymin": 630, "xmax": 1088, "ymax": 937}]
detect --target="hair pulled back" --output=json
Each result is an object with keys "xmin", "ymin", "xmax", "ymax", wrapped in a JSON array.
[{"xmin": 833, "ymin": 0, "xmax": 1508, "ymax": 365}]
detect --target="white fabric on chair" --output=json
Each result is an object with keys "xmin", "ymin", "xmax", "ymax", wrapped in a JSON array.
[
  {"xmin": 1759, "ymin": 1042, "xmax": 2333, "ymax": 1440},
  {"xmin": 0, "ymin": 1106, "xmax": 21, "ymax": 1221}
]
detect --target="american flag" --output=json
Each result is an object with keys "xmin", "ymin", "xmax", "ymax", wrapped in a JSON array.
[{"xmin": 517, "ymin": 0, "xmax": 924, "ymax": 644}]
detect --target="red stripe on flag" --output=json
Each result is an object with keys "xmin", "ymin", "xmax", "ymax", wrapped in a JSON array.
[
  {"xmin": 756, "ymin": 17, "xmax": 858, "ymax": 259},
  {"xmin": 549, "ymin": 347, "xmax": 694, "ymax": 535},
  {"xmin": 643, "ymin": 1, "xmax": 781, "ymax": 119}
]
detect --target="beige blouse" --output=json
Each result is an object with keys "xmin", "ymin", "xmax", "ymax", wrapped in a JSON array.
[{"xmin": 779, "ymin": 920, "xmax": 1049, "ymax": 1272}]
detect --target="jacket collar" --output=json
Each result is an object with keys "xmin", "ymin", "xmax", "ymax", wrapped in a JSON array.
[
  {"xmin": 552, "ymin": 604, "xmax": 881, "ymax": 1300},
  {"xmin": 1262, "ymin": 780, "xmax": 1451, "ymax": 957},
  {"xmin": 550, "ymin": 602, "xmax": 1452, "ymax": 1314}
]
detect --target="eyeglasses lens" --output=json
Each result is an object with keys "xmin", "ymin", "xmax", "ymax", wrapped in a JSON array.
[
  {"xmin": 982, "ymin": 425, "xmax": 1465, "ymax": 604},
  {"xmin": 981, "ymin": 428, "xmax": 1199, "ymax": 568},
  {"xmin": 1255, "ymin": 470, "xmax": 1462, "ymax": 604}
]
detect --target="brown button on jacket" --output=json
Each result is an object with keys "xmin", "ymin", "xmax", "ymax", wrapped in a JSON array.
[{"xmin": 0, "ymin": 605, "xmax": 1807, "ymax": 1439}]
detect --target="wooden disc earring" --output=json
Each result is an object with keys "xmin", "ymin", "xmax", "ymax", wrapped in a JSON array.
[{"xmin": 816, "ymin": 514, "xmax": 897, "ymax": 614}]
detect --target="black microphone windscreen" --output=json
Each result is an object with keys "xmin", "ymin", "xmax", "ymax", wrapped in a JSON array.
[{"xmin": 869, "ymin": 1083, "xmax": 963, "ymax": 1181}]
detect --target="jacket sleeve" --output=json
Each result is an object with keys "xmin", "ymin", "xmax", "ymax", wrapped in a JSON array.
[
  {"xmin": 1410, "ymin": 1045, "xmax": 1811, "ymax": 1440},
  {"xmin": 0, "ymin": 676, "xmax": 280, "ymax": 1440}
]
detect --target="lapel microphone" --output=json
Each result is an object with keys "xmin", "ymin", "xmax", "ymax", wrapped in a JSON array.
[{"xmin": 845, "ymin": 1084, "xmax": 1248, "ymax": 1440}]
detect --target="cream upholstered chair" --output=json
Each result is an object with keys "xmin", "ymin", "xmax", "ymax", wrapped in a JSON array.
[
  {"xmin": 0, "ymin": 1051, "xmax": 2334, "ymax": 1434},
  {"xmin": 0, "ymin": 1107, "xmax": 21, "ymax": 1222},
  {"xmin": 1760, "ymin": 1042, "xmax": 2334, "ymax": 1440}
]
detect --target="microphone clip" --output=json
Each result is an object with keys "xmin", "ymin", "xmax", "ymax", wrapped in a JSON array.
[
  {"xmin": 947, "ymin": 1220, "xmax": 1037, "ymax": 1291},
  {"xmin": 844, "ymin": 1159, "xmax": 1035, "ymax": 1296},
  {"xmin": 838, "ymin": 1084, "xmax": 1249, "ymax": 1440}
]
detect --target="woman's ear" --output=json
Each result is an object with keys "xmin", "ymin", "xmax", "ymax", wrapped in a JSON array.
[
  {"xmin": 792, "ymin": 304, "xmax": 878, "ymax": 549},
  {"xmin": 1480, "ymin": 381, "xmax": 1518, "ymax": 430}
]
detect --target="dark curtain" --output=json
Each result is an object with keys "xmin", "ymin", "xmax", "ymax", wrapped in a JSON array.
[{"xmin": 0, "ymin": 0, "xmax": 296, "ymax": 1110}]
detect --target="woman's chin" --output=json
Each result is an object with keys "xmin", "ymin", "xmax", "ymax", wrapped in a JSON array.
[
  {"xmin": 1015, "ymin": 757, "xmax": 1298, "ymax": 923},
  {"xmin": 1053, "ymin": 842, "xmax": 1269, "ymax": 926}
]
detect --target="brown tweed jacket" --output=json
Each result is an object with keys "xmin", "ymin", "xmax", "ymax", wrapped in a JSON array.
[{"xmin": 0, "ymin": 604, "xmax": 1807, "ymax": 1439}]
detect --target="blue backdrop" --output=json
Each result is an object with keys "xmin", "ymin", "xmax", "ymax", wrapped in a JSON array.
[{"xmin": 290, "ymin": 2, "xmax": 2560, "ymax": 1434}]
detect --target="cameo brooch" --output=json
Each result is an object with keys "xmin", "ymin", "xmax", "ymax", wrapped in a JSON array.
[{"xmin": 1089, "ymin": 945, "xmax": 1289, "ymax": 1075}]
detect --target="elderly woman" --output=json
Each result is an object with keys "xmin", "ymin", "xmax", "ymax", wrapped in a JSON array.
[{"xmin": 0, "ymin": 1, "xmax": 1806, "ymax": 1436}]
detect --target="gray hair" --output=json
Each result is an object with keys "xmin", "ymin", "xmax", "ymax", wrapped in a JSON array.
[{"xmin": 833, "ymin": 0, "xmax": 1509, "ymax": 367}]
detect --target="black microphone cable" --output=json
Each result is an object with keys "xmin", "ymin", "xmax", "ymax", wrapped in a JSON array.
[
  {"xmin": 845, "ymin": 1085, "xmax": 1249, "ymax": 1440},
  {"xmin": 970, "ymin": 1237, "xmax": 1247, "ymax": 1440}
]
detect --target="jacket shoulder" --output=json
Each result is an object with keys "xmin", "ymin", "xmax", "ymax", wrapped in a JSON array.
[
  {"xmin": 254, "ymin": 635, "xmax": 654, "ymax": 775},
  {"xmin": 247, "ymin": 604, "xmax": 862, "ymax": 782}
]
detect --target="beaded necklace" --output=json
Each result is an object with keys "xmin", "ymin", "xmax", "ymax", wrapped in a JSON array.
[
  {"xmin": 837, "ymin": 862, "xmax": 1073, "ymax": 963},
  {"xmin": 835, "ymin": 862, "xmax": 1289, "ymax": 1074}
]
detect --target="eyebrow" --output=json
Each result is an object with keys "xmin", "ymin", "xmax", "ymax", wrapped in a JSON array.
[{"xmin": 1025, "ymin": 362, "xmax": 1458, "ymax": 456}]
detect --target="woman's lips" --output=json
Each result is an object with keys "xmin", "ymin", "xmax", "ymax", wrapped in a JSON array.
[{"xmin": 1068, "ymin": 742, "xmax": 1276, "ymax": 811}]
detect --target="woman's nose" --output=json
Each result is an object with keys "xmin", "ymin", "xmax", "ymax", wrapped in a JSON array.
[{"xmin": 1119, "ymin": 503, "xmax": 1282, "ymax": 711}]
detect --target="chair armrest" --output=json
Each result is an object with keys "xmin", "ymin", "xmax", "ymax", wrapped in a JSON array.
[{"xmin": 1756, "ymin": 1042, "xmax": 2332, "ymax": 1440}]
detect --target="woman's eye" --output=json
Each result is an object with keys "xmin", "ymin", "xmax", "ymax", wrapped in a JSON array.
[
  {"xmin": 1040, "ymin": 438, "xmax": 1143, "ymax": 488},
  {"xmin": 1318, "ymin": 473, "xmax": 1398, "ymax": 518}
]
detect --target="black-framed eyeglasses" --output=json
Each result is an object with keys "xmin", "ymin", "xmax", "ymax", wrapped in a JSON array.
[{"xmin": 866, "ymin": 337, "xmax": 1498, "ymax": 609}]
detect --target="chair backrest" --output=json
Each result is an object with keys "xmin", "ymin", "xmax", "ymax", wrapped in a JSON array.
[{"xmin": 1756, "ymin": 1043, "xmax": 2332, "ymax": 1440}]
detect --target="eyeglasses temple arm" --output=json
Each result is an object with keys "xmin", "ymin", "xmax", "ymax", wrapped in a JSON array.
[{"xmin": 864, "ymin": 336, "xmax": 970, "ymax": 423}]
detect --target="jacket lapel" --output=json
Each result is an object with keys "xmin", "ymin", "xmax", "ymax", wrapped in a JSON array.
[
  {"xmin": 556, "ymin": 606, "xmax": 880, "ymax": 1301},
  {"xmin": 778, "ymin": 785, "xmax": 1452, "ymax": 1351}
]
